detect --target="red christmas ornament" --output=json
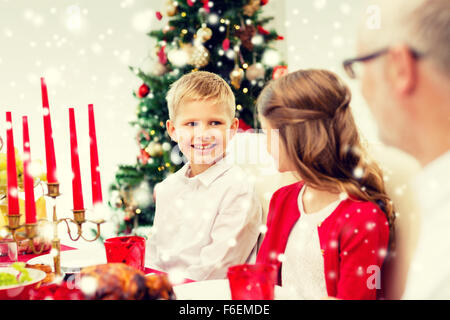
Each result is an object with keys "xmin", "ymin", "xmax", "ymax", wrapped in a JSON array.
[
  {"xmin": 222, "ymin": 38, "xmax": 230, "ymax": 51},
  {"xmin": 158, "ymin": 45, "xmax": 167, "ymax": 65},
  {"xmin": 138, "ymin": 148, "xmax": 150, "ymax": 165},
  {"xmin": 136, "ymin": 129, "xmax": 151, "ymax": 164},
  {"xmin": 257, "ymin": 25, "xmax": 270, "ymax": 35},
  {"xmin": 276, "ymin": 35, "xmax": 284, "ymax": 40},
  {"xmin": 272, "ymin": 65, "xmax": 288, "ymax": 80},
  {"xmin": 138, "ymin": 83, "xmax": 150, "ymax": 98},
  {"xmin": 202, "ymin": 0, "xmax": 210, "ymax": 13},
  {"xmin": 156, "ymin": 11, "xmax": 163, "ymax": 20},
  {"xmin": 238, "ymin": 119, "xmax": 252, "ymax": 131},
  {"xmin": 187, "ymin": 0, "xmax": 195, "ymax": 6},
  {"xmin": 261, "ymin": 0, "xmax": 269, "ymax": 5}
]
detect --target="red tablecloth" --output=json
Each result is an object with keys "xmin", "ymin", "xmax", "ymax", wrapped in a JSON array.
[{"xmin": 0, "ymin": 244, "xmax": 76, "ymax": 264}]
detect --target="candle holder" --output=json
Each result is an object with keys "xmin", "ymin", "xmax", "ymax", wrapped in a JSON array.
[
  {"xmin": 46, "ymin": 182, "xmax": 60, "ymax": 198},
  {"xmin": 24, "ymin": 222, "xmax": 47, "ymax": 255},
  {"xmin": 2, "ymin": 182, "xmax": 105, "ymax": 276},
  {"xmin": 0, "ymin": 215, "xmax": 48, "ymax": 259},
  {"xmin": 73, "ymin": 209, "xmax": 86, "ymax": 224},
  {"xmin": 8, "ymin": 214, "xmax": 21, "ymax": 231},
  {"xmin": 45, "ymin": 182, "xmax": 105, "ymax": 275}
]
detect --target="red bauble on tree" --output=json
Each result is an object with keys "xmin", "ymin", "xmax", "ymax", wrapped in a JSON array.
[
  {"xmin": 261, "ymin": 0, "xmax": 269, "ymax": 5},
  {"xmin": 138, "ymin": 148, "xmax": 150, "ymax": 165},
  {"xmin": 257, "ymin": 25, "xmax": 270, "ymax": 35},
  {"xmin": 222, "ymin": 38, "xmax": 230, "ymax": 51},
  {"xmin": 238, "ymin": 119, "xmax": 252, "ymax": 131},
  {"xmin": 272, "ymin": 65, "xmax": 288, "ymax": 80},
  {"xmin": 158, "ymin": 45, "xmax": 168, "ymax": 65},
  {"xmin": 137, "ymin": 83, "xmax": 150, "ymax": 98},
  {"xmin": 202, "ymin": 0, "xmax": 210, "ymax": 13}
]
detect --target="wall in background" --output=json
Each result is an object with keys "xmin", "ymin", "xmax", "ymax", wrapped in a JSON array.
[{"xmin": 283, "ymin": 0, "xmax": 380, "ymax": 144}]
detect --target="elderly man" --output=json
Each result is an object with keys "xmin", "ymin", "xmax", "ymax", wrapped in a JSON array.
[{"xmin": 343, "ymin": 0, "xmax": 450, "ymax": 299}]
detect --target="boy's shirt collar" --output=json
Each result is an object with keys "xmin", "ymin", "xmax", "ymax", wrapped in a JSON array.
[{"xmin": 177, "ymin": 155, "xmax": 234, "ymax": 188}]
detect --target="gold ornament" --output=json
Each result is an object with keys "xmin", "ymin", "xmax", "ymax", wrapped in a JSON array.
[
  {"xmin": 167, "ymin": 47, "xmax": 190, "ymax": 67},
  {"xmin": 246, "ymin": 63, "xmax": 265, "ymax": 81},
  {"xmin": 164, "ymin": 0, "xmax": 178, "ymax": 17},
  {"xmin": 243, "ymin": 0, "xmax": 260, "ymax": 16},
  {"xmin": 230, "ymin": 65, "xmax": 245, "ymax": 89},
  {"xmin": 196, "ymin": 26, "xmax": 213, "ymax": 42},
  {"xmin": 188, "ymin": 43, "xmax": 210, "ymax": 68},
  {"xmin": 181, "ymin": 42, "xmax": 194, "ymax": 55},
  {"xmin": 146, "ymin": 141, "xmax": 164, "ymax": 157}
]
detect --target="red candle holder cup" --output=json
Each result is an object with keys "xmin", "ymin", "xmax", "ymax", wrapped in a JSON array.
[
  {"xmin": 227, "ymin": 263, "xmax": 278, "ymax": 300},
  {"xmin": 104, "ymin": 236, "xmax": 146, "ymax": 272}
]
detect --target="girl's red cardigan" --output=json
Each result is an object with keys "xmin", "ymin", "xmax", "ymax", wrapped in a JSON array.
[{"xmin": 256, "ymin": 182, "xmax": 390, "ymax": 300}]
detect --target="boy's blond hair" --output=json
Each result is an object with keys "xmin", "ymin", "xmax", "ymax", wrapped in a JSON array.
[{"xmin": 166, "ymin": 71, "xmax": 236, "ymax": 120}]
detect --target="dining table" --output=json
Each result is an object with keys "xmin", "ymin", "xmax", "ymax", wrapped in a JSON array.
[
  {"xmin": 0, "ymin": 241, "xmax": 292, "ymax": 300},
  {"xmin": 0, "ymin": 239, "xmax": 201, "ymax": 299},
  {"xmin": 0, "ymin": 241, "xmax": 193, "ymax": 281}
]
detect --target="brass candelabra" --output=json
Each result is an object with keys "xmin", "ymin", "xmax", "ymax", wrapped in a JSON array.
[{"xmin": 1, "ymin": 182, "xmax": 105, "ymax": 276}]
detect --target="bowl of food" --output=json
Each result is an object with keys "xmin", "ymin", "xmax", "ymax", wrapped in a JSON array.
[{"xmin": 0, "ymin": 262, "xmax": 46, "ymax": 299}]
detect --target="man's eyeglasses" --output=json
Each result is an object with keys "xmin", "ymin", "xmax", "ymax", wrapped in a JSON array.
[{"xmin": 342, "ymin": 48, "xmax": 423, "ymax": 79}]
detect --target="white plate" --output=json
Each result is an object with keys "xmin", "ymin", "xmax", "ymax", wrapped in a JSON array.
[
  {"xmin": 173, "ymin": 279, "xmax": 293, "ymax": 300},
  {"xmin": 0, "ymin": 267, "xmax": 46, "ymax": 291},
  {"xmin": 0, "ymin": 267, "xmax": 46, "ymax": 299},
  {"xmin": 27, "ymin": 247, "xmax": 107, "ymax": 273}
]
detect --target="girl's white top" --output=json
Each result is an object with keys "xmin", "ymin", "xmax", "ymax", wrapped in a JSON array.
[{"xmin": 282, "ymin": 185, "xmax": 342, "ymax": 299}]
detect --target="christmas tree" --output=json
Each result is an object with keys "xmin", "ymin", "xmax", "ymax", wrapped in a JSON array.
[{"xmin": 109, "ymin": 0, "xmax": 286, "ymax": 235}]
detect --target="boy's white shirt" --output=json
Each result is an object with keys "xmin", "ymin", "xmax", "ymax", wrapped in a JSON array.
[{"xmin": 146, "ymin": 156, "xmax": 262, "ymax": 281}]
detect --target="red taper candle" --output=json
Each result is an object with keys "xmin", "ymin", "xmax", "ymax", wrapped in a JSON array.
[
  {"xmin": 22, "ymin": 116, "xmax": 37, "ymax": 224},
  {"xmin": 88, "ymin": 104, "xmax": 102, "ymax": 205},
  {"xmin": 40, "ymin": 77, "xmax": 58, "ymax": 183},
  {"xmin": 5, "ymin": 112, "xmax": 20, "ymax": 216},
  {"xmin": 69, "ymin": 108, "xmax": 84, "ymax": 211}
]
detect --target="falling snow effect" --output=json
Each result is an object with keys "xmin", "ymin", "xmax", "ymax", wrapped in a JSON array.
[{"xmin": 0, "ymin": 0, "xmax": 410, "ymax": 301}]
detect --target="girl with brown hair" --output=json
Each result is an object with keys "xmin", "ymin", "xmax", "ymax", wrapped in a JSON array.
[{"xmin": 255, "ymin": 69, "xmax": 394, "ymax": 300}]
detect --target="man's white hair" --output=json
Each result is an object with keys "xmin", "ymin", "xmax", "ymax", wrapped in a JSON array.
[{"xmin": 360, "ymin": 0, "xmax": 450, "ymax": 75}]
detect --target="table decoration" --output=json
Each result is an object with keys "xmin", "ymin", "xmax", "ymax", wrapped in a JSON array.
[
  {"xmin": 1, "ymin": 79, "xmax": 106, "ymax": 278},
  {"xmin": 0, "ymin": 126, "xmax": 49, "ymax": 253},
  {"xmin": 40, "ymin": 77, "xmax": 58, "ymax": 184},
  {"xmin": 5, "ymin": 112, "xmax": 20, "ymax": 217},
  {"xmin": 22, "ymin": 116, "xmax": 37, "ymax": 225},
  {"xmin": 69, "ymin": 107, "xmax": 84, "ymax": 213},
  {"xmin": 88, "ymin": 104, "xmax": 102, "ymax": 205},
  {"xmin": 104, "ymin": 236, "xmax": 145, "ymax": 271}
]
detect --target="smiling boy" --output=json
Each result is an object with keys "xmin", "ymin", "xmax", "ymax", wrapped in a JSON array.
[{"xmin": 146, "ymin": 71, "xmax": 262, "ymax": 281}]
